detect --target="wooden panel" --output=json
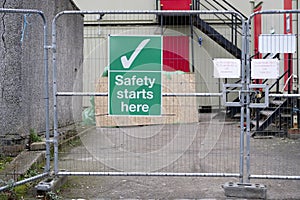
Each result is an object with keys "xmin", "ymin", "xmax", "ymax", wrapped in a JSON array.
[{"xmin": 95, "ymin": 74, "xmax": 198, "ymax": 127}]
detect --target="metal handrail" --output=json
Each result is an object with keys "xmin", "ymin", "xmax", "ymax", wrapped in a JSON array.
[
  {"xmin": 265, "ymin": 70, "xmax": 288, "ymax": 93},
  {"xmin": 219, "ymin": 0, "xmax": 247, "ymax": 19},
  {"xmin": 192, "ymin": 0, "xmax": 244, "ymax": 49}
]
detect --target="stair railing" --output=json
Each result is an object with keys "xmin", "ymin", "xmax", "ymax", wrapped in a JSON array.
[
  {"xmin": 254, "ymin": 66, "xmax": 291, "ymax": 132},
  {"xmin": 192, "ymin": 0, "xmax": 245, "ymax": 48}
]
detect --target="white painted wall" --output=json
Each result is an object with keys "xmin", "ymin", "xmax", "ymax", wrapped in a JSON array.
[
  {"xmin": 72, "ymin": 0, "xmax": 292, "ymax": 16},
  {"xmin": 73, "ymin": 0, "xmax": 156, "ymax": 10},
  {"xmin": 76, "ymin": 0, "xmax": 299, "ymax": 107}
]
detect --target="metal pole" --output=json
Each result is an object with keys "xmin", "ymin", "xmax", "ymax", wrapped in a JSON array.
[
  {"xmin": 269, "ymin": 93, "xmax": 300, "ymax": 98},
  {"xmin": 296, "ymin": 0, "xmax": 300, "ymax": 128},
  {"xmin": 288, "ymin": 53, "xmax": 293, "ymax": 127},
  {"xmin": 0, "ymin": 173, "xmax": 48, "ymax": 192},
  {"xmin": 239, "ymin": 19, "xmax": 247, "ymax": 183},
  {"xmin": 239, "ymin": 106, "xmax": 245, "ymax": 183},
  {"xmin": 235, "ymin": 16, "xmax": 238, "ymax": 47},
  {"xmin": 245, "ymin": 20, "xmax": 252, "ymax": 183},
  {"xmin": 250, "ymin": 174, "xmax": 300, "ymax": 180},
  {"xmin": 231, "ymin": 15, "xmax": 234, "ymax": 44},
  {"xmin": 43, "ymin": 13, "xmax": 51, "ymax": 174},
  {"xmin": 276, "ymin": 78, "xmax": 280, "ymax": 93},
  {"xmin": 52, "ymin": 15, "xmax": 59, "ymax": 175},
  {"xmin": 56, "ymin": 92, "xmax": 223, "ymax": 97},
  {"xmin": 288, "ymin": 53, "xmax": 292, "ymax": 94},
  {"xmin": 190, "ymin": 14, "xmax": 195, "ymax": 72},
  {"xmin": 160, "ymin": 13, "xmax": 164, "ymax": 35},
  {"xmin": 57, "ymin": 171, "xmax": 241, "ymax": 178}
]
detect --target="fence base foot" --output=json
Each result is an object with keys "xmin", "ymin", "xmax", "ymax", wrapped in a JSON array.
[
  {"xmin": 222, "ymin": 182, "xmax": 267, "ymax": 199},
  {"xmin": 35, "ymin": 175, "xmax": 67, "ymax": 197}
]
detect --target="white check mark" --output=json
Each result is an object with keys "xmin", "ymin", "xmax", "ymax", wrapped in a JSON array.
[{"xmin": 121, "ymin": 39, "xmax": 150, "ymax": 69}]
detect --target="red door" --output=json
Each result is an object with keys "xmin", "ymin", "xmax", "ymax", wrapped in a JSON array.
[
  {"xmin": 163, "ymin": 36, "xmax": 190, "ymax": 72},
  {"xmin": 161, "ymin": 0, "xmax": 191, "ymax": 10}
]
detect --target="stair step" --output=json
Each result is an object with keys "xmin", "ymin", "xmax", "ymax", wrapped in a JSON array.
[
  {"xmin": 260, "ymin": 110, "xmax": 274, "ymax": 116},
  {"xmin": 233, "ymin": 113, "xmax": 247, "ymax": 118},
  {"xmin": 270, "ymin": 100, "xmax": 285, "ymax": 106},
  {"xmin": 251, "ymin": 120, "xmax": 264, "ymax": 127},
  {"xmin": 280, "ymin": 114, "xmax": 291, "ymax": 118},
  {"xmin": 221, "ymin": 110, "xmax": 230, "ymax": 114},
  {"xmin": 252, "ymin": 130, "xmax": 287, "ymax": 137}
]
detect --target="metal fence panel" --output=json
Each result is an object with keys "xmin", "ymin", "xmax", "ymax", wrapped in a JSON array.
[
  {"xmin": 246, "ymin": 10, "xmax": 300, "ymax": 180},
  {"xmin": 1, "ymin": 6, "xmax": 300, "ymax": 197},
  {"xmin": 52, "ymin": 10, "xmax": 245, "ymax": 178}
]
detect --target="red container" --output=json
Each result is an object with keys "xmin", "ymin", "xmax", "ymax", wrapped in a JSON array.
[{"xmin": 160, "ymin": 0, "xmax": 191, "ymax": 10}]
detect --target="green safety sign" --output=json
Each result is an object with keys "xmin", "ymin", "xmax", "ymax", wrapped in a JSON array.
[{"xmin": 109, "ymin": 35, "xmax": 162, "ymax": 116}]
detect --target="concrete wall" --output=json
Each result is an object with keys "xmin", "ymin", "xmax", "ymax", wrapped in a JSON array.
[{"xmin": 0, "ymin": 0, "xmax": 83, "ymax": 154}]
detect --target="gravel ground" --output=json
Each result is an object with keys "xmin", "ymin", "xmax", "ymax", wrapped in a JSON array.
[
  {"xmin": 31, "ymin": 114, "xmax": 300, "ymax": 199},
  {"xmin": 58, "ymin": 176, "xmax": 300, "ymax": 199}
]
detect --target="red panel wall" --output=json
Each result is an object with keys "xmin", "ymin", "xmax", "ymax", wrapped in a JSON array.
[
  {"xmin": 284, "ymin": 0, "xmax": 293, "ymax": 91},
  {"xmin": 161, "ymin": 0, "xmax": 191, "ymax": 10},
  {"xmin": 253, "ymin": 5, "xmax": 262, "ymax": 84},
  {"xmin": 253, "ymin": 6, "xmax": 262, "ymax": 59},
  {"xmin": 163, "ymin": 36, "xmax": 190, "ymax": 72}
]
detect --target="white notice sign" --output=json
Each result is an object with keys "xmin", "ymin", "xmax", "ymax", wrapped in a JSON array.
[
  {"xmin": 213, "ymin": 59, "xmax": 240, "ymax": 78},
  {"xmin": 259, "ymin": 34, "xmax": 296, "ymax": 53},
  {"xmin": 251, "ymin": 59, "xmax": 279, "ymax": 79}
]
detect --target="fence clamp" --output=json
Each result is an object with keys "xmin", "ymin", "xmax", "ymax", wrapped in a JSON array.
[
  {"xmin": 222, "ymin": 83, "xmax": 243, "ymax": 107},
  {"xmin": 44, "ymin": 45, "xmax": 53, "ymax": 49},
  {"xmin": 248, "ymin": 84, "xmax": 269, "ymax": 108},
  {"xmin": 222, "ymin": 83, "xmax": 269, "ymax": 108}
]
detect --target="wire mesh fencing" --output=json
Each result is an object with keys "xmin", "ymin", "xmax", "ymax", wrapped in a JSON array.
[
  {"xmin": 246, "ymin": 10, "xmax": 300, "ymax": 180},
  {"xmin": 52, "ymin": 10, "xmax": 245, "ymax": 178}
]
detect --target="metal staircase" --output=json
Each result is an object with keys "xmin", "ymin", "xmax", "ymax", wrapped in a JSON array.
[
  {"xmin": 228, "ymin": 53, "xmax": 279, "ymax": 117},
  {"xmin": 157, "ymin": 0, "xmax": 297, "ymax": 133},
  {"xmin": 190, "ymin": 0, "xmax": 296, "ymax": 134},
  {"xmin": 191, "ymin": 0, "xmax": 244, "ymax": 59},
  {"xmin": 252, "ymin": 98, "xmax": 289, "ymax": 136},
  {"xmin": 193, "ymin": 17, "xmax": 242, "ymax": 58}
]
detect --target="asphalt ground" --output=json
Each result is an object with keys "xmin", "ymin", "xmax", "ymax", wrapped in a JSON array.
[{"xmin": 27, "ymin": 113, "xmax": 300, "ymax": 199}]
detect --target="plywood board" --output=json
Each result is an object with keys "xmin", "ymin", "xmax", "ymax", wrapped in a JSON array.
[{"xmin": 95, "ymin": 74, "xmax": 198, "ymax": 127}]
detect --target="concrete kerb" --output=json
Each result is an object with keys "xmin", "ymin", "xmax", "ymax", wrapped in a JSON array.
[
  {"xmin": 0, "ymin": 124, "xmax": 91, "ymax": 196},
  {"xmin": 34, "ymin": 125, "xmax": 94, "ymax": 195},
  {"xmin": 0, "ymin": 150, "xmax": 46, "ymax": 181}
]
